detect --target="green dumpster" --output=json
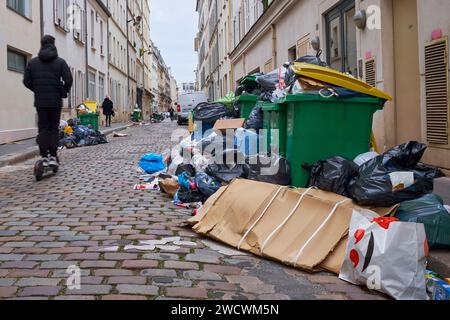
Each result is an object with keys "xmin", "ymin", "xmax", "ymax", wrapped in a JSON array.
[
  {"xmin": 262, "ymin": 102, "xmax": 287, "ymax": 157},
  {"xmin": 238, "ymin": 95, "xmax": 258, "ymax": 119},
  {"xmin": 79, "ymin": 113, "xmax": 100, "ymax": 130},
  {"xmin": 284, "ymin": 94, "xmax": 385, "ymax": 187},
  {"xmin": 133, "ymin": 110, "xmax": 142, "ymax": 122}
]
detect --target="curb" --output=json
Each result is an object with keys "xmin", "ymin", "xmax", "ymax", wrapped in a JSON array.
[{"xmin": 0, "ymin": 123, "xmax": 133, "ymax": 168}]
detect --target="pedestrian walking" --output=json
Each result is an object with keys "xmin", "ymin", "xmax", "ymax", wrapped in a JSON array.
[
  {"xmin": 23, "ymin": 35, "xmax": 73, "ymax": 168},
  {"xmin": 102, "ymin": 96, "xmax": 114, "ymax": 127},
  {"xmin": 169, "ymin": 105, "xmax": 175, "ymax": 122}
]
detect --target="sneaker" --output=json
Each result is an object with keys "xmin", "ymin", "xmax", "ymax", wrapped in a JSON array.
[
  {"xmin": 42, "ymin": 157, "xmax": 50, "ymax": 167},
  {"xmin": 49, "ymin": 156, "xmax": 59, "ymax": 167}
]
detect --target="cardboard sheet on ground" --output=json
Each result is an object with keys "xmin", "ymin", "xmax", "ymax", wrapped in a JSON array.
[{"xmin": 190, "ymin": 179, "xmax": 396, "ymax": 273}]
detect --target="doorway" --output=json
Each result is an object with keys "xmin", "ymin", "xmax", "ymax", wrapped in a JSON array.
[
  {"xmin": 393, "ymin": 0, "xmax": 421, "ymax": 143},
  {"xmin": 325, "ymin": 0, "xmax": 357, "ymax": 76}
]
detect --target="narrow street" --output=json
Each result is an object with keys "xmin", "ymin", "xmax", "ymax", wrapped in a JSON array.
[{"xmin": 0, "ymin": 120, "xmax": 385, "ymax": 300}]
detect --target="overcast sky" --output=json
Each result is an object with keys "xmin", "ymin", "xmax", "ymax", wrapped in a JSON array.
[{"xmin": 150, "ymin": 0, "xmax": 198, "ymax": 85}]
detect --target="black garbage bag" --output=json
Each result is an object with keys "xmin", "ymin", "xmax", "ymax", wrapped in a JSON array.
[
  {"xmin": 193, "ymin": 103, "xmax": 232, "ymax": 124},
  {"xmin": 307, "ymin": 156, "xmax": 359, "ymax": 197},
  {"xmin": 256, "ymin": 71, "xmax": 279, "ymax": 92},
  {"xmin": 177, "ymin": 188, "xmax": 205, "ymax": 203},
  {"xmin": 244, "ymin": 106, "xmax": 263, "ymax": 130},
  {"xmin": 85, "ymin": 130, "xmax": 108, "ymax": 146},
  {"xmin": 395, "ymin": 194, "xmax": 450, "ymax": 248},
  {"xmin": 348, "ymin": 141, "xmax": 445, "ymax": 206},
  {"xmin": 206, "ymin": 163, "xmax": 248, "ymax": 183},
  {"xmin": 195, "ymin": 172, "xmax": 222, "ymax": 198},
  {"xmin": 244, "ymin": 155, "xmax": 291, "ymax": 185},
  {"xmin": 175, "ymin": 164, "xmax": 196, "ymax": 177},
  {"xmin": 380, "ymin": 141, "xmax": 427, "ymax": 169}
]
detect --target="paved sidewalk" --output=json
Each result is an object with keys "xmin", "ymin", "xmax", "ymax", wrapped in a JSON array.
[
  {"xmin": 0, "ymin": 121, "xmax": 391, "ymax": 300},
  {"xmin": 0, "ymin": 122, "xmax": 132, "ymax": 168}
]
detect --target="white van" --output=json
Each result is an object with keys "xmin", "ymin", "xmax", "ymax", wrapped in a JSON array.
[{"xmin": 177, "ymin": 92, "xmax": 208, "ymax": 125}]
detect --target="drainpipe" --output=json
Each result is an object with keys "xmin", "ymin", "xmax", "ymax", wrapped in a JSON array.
[
  {"xmin": 126, "ymin": 0, "xmax": 130, "ymax": 105},
  {"xmin": 271, "ymin": 24, "xmax": 277, "ymax": 69},
  {"xmin": 84, "ymin": 0, "xmax": 89, "ymax": 100},
  {"xmin": 39, "ymin": 0, "xmax": 44, "ymax": 38}
]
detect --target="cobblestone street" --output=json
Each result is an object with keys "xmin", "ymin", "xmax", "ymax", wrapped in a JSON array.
[{"xmin": 0, "ymin": 121, "xmax": 386, "ymax": 300}]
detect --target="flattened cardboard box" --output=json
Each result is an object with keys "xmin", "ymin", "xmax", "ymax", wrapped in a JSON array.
[
  {"xmin": 213, "ymin": 118, "xmax": 245, "ymax": 131},
  {"xmin": 191, "ymin": 179, "xmax": 396, "ymax": 273}
]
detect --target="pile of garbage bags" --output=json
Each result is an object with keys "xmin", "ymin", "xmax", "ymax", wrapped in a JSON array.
[
  {"xmin": 59, "ymin": 119, "xmax": 107, "ymax": 149},
  {"xmin": 307, "ymin": 142, "xmax": 444, "ymax": 206}
]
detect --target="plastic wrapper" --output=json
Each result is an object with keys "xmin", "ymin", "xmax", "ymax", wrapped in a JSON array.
[
  {"xmin": 244, "ymin": 155, "xmax": 291, "ymax": 185},
  {"xmin": 139, "ymin": 153, "xmax": 167, "ymax": 174},
  {"xmin": 395, "ymin": 194, "xmax": 450, "ymax": 248},
  {"xmin": 307, "ymin": 156, "xmax": 359, "ymax": 197},
  {"xmin": 339, "ymin": 209, "xmax": 428, "ymax": 300},
  {"xmin": 192, "ymin": 103, "xmax": 232, "ymax": 124},
  {"xmin": 195, "ymin": 172, "xmax": 222, "ymax": 198},
  {"xmin": 243, "ymin": 106, "xmax": 263, "ymax": 130},
  {"xmin": 348, "ymin": 141, "xmax": 444, "ymax": 206}
]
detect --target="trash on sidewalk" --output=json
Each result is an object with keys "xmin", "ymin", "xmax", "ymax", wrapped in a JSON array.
[
  {"xmin": 113, "ymin": 132, "xmax": 128, "ymax": 137},
  {"xmin": 349, "ymin": 141, "xmax": 445, "ymax": 206},
  {"xmin": 139, "ymin": 153, "xmax": 166, "ymax": 174},
  {"xmin": 306, "ymin": 156, "xmax": 359, "ymax": 197},
  {"xmin": 395, "ymin": 194, "xmax": 450, "ymax": 248},
  {"xmin": 195, "ymin": 172, "xmax": 222, "ymax": 198},
  {"xmin": 190, "ymin": 179, "xmax": 396, "ymax": 272},
  {"xmin": 159, "ymin": 178, "xmax": 179, "ymax": 197},
  {"xmin": 59, "ymin": 122, "xmax": 107, "ymax": 149},
  {"xmin": 133, "ymin": 179, "xmax": 159, "ymax": 191},
  {"xmin": 426, "ymin": 270, "xmax": 450, "ymax": 300},
  {"xmin": 339, "ymin": 210, "xmax": 428, "ymax": 300},
  {"xmin": 244, "ymin": 154, "xmax": 291, "ymax": 186}
]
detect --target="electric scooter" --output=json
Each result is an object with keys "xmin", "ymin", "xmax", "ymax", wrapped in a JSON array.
[{"xmin": 33, "ymin": 160, "xmax": 58, "ymax": 181}]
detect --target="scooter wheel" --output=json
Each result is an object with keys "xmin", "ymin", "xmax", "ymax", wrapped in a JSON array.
[{"xmin": 34, "ymin": 161, "xmax": 44, "ymax": 181}]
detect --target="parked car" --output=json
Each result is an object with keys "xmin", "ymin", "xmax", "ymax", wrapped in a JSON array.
[{"xmin": 177, "ymin": 92, "xmax": 208, "ymax": 125}]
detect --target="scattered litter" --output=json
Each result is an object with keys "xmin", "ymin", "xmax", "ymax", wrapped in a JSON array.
[
  {"xmin": 173, "ymin": 241, "xmax": 197, "ymax": 247},
  {"xmin": 113, "ymin": 132, "xmax": 128, "ymax": 137},
  {"xmin": 133, "ymin": 180, "xmax": 159, "ymax": 191},
  {"xmin": 124, "ymin": 245, "xmax": 156, "ymax": 251},
  {"xmin": 202, "ymin": 239, "xmax": 248, "ymax": 256}
]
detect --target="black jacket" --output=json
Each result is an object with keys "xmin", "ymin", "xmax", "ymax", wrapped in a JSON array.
[
  {"xmin": 102, "ymin": 99, "xmax": 114, "ymax": 115},
  {"xmin": 23, "ymin": 44, "xmax": 73, "ymax": 108}
]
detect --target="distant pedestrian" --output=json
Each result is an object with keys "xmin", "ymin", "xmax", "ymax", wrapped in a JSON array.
[
  {"xmin": 102, "ymin": 96, "xmax": 114, "ymax": 127},
  {"xmin": 23, "ymin": 35, "xmax": 73, "ymax": 168},
  {"xmin": 169, "ymin": 104, "xmax": 175, "ymax": 121}
]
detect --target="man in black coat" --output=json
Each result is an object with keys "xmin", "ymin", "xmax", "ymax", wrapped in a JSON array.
[
  {"xmin": 101, "ymin": 96, "xmax": 114, "ymax": 127},
  {"xmin": 23, "ymin": 35, "xmax": 73, "ymax": 167}
]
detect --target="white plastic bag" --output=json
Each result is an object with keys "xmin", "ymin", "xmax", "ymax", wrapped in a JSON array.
[
  {"xmin": 353, "ymin": 151, "xmax": 379, "ymax": 167},
  {"xmin": 339, "ymin": 209, "xmax": 428, "ymax": 300}
]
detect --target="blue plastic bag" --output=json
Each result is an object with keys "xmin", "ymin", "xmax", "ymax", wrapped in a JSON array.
[{"xmin": 139, "ymin": 153, "xmax": 166, "ymax": 174}]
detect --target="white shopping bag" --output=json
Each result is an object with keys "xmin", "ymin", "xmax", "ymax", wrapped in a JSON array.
[{"xmin": 339, "ymin": 210, "xmax": 428, "ymax": 300}]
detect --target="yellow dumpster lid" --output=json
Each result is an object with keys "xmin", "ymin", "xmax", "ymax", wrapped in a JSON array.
[
  {"xmin": 82, "ymin": 100, "xmax": 98, "ymax": 112},
  {"xmin": 292, "ymin": 62, "xmax": 392, "ymax": 101}
]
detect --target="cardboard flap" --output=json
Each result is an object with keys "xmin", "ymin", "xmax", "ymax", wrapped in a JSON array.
[{"xmin": 213, "ymin": 118, "xmax": 245, "ymax": 131}]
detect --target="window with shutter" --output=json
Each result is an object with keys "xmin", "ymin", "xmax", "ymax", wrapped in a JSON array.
[{"xmin": 425, "ymin": 38, "xmax": 449, "ymax": 146}]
